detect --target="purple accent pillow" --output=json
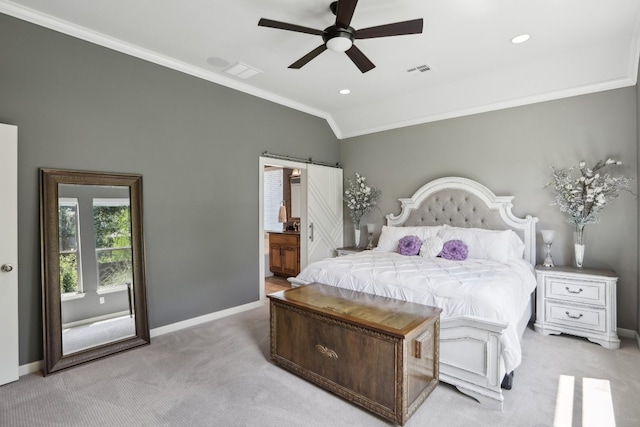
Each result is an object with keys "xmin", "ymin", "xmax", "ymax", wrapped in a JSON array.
[
  {"xmin": 397, "ymin": 235, "xmax": 422, "ymax": 256},
  {"xmin": 439, "ymin": 239, "xmax": 469, "ymax": 261}
]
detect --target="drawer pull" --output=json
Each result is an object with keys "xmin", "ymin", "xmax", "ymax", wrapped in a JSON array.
[
  {"xmin": 565, "ymin": 311, "xmax": 584, "ymax": 320},
  {"xmin": 565, "ymin": 286, "xmax": 583, "ymax": 294},
  {"xmin": 315, "ymin": 344, "xmax": 338, "ymax": 359}
]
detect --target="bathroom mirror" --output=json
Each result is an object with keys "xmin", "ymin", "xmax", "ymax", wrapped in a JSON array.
[
  {"xmin": 40, "ymin": 168, "xmax": 149, "ymax": 375},
  {"xmin": 289, "ymin": 172, "xmax": 301, "ymax": 219}
]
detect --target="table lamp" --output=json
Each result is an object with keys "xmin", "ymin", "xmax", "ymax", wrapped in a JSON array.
[
  {"xmin": 541, "ymin": 229, "xmax": 555, "ymax": 267},
  {"xmin": 366, "ymin": 223, "xmax": 375, "ymax": 250}
]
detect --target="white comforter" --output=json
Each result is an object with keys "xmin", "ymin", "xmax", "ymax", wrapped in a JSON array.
[{"xmin": 293, "ymin": 251, "xmax": 537, "ymax": 373}]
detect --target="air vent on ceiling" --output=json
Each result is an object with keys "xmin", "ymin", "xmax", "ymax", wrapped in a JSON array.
[
  {"xmin": 406, "ymin": 64, "xmax": 431, "ymax": 75},
  {"xmin": 223, "ymin": 62, "xmax": 263, "ymax": 79}
]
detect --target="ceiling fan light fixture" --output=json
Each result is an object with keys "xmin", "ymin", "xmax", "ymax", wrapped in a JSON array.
[
  {"xmin": 326, "ymin": 33, "xmax": 353, "ymax": 52},
  {"xmin": 258, "ymin": 2, "xmax": 423, "ymax": 73}
]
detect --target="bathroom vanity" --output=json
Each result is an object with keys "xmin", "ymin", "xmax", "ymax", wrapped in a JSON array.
[{"xmin": 268, "ymin": 231, "xmax": 300, "ymax": 277}]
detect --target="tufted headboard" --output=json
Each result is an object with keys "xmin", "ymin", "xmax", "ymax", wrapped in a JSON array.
[{"xmin": 386, "ymin": 177, "xmax": 538, "ymax": 265}]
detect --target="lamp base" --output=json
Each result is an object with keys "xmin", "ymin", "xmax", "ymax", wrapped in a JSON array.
[{"xmin": 366, "ymin": 232, "xmax": 374, "ymax": 250}]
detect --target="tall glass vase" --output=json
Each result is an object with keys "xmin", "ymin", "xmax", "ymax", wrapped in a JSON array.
[
  {"xmin": 354, "ymin": 221, "xmax": 361, "ymax": 248},
  {"xmin": 573, "ymin": 225, "xmax": 585, "ymax": 268}
]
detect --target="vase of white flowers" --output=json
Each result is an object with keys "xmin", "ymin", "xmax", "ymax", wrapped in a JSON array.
[
  {"xmin": 344, "ymin": 173, "xmax": 381, "ymax": 247},
  {"xmin": 573, "ymin": 224, "xmax": 586, "ymax": 268},
  {"xmin": 547, "ymin": 158, "xmax": 630, "ymax": 268}
]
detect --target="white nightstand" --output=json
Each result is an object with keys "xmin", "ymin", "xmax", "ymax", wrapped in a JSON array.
[
  {"xmin": 336, "ymin": 246, "xmax": 366, "ymax": 256},
  {"xmin": 534, "ymin": 266, "xmax": 620, "ymax": 349}
]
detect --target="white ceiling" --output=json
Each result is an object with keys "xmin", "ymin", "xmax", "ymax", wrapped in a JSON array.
[{"xmin": 2, "ymin": 0, "xmax": 640, "ymax": 139}]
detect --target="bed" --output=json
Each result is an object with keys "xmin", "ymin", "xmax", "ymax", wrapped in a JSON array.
[{"xmin": 291, "ymin": 176, "xmax": 538, "ymax": 410}]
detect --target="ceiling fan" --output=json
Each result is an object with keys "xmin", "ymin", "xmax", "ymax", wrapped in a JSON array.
[{"xmin": 258, "ymin": 0, "xmax": 423, "ymax": 73}]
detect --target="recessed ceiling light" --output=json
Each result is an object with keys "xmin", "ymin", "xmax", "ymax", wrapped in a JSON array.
[
  {"xmin": 511, "ymin": 34, "xmax": 530, "ymax": 44},
  {"xmin": 339, "ymin": 89, "xmax": 351, "ymax": 95}
]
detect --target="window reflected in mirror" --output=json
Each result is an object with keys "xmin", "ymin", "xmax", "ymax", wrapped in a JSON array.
[
  {"xmin": 57, "ymin": 184, "xmax": 136, "ymax": 356},
  {"xmin": 58, "ymin": 198, "xmax": 81, "ymax": 295},
  {"xmin": 93, "ymin": 198, "xmax": 132, "ymax": 290}
]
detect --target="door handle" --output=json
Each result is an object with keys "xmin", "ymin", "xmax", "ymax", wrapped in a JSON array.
[
  {"xmin": 309, "ymin": 223, "xmax": 314, "ymax": 242},
  {"xmin": 1, "ymin": 263, "xmax": 14, "ymax": 273}
]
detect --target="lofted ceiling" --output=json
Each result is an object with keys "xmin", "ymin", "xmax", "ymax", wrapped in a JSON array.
[{"xmin": 2, "ymin": 0, "xmax": 640, "ymax": 139}]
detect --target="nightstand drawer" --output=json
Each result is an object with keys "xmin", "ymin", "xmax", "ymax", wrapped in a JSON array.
[
  {"xmin": 545, "ymin": 301, "xmax": 606, "ymax": 333},
  {"xmin": 545, "ymin": 276, "xmax": 605, "ymax": 305}
]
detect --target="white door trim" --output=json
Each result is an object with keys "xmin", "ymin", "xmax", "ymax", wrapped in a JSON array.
[
  {"xmin": 0, "ymin": 123, "xmax": 19, "ymax": 385},
  {"xmin": 259, "ymin": 157, "xmax": 307, "ymax": 301}
]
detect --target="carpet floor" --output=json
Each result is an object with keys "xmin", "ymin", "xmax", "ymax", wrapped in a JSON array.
[{"xmin": 1, "ymin": 301, "xmax": 639, "ymax": 426}]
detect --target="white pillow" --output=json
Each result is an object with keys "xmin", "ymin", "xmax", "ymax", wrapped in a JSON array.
[
  {"xmin": 437, "ymin": 225, "xmax": 512, "ymax": 262},
  {"xmin": 507, "ymin": 231, "xmax": 525, "ymax": 259},
  {"xmin": 375, "ymin": 225, "xmax": 442, "ymax": 252},
  {"xmin": 419, "ymin": 236, "xmax": 444, "ymax": 258}
]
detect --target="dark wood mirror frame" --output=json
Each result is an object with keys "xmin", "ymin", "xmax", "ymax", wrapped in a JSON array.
[{"xmin": 40, "ymin": 168, "xmax": 150, "ymax": 375}]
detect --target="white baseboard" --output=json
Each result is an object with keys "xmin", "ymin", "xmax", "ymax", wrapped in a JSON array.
[
  {"xmin": 19, "ymin": 299, "xmax": 266, "ymax": 376},
  {"xmin": 150, "ymin": 300, "xmax": 264, "ymax": 338},
  {"xmin": 62, "ymin": 310, "xmax": 130, "ymax": 329},
  {"xmin": 18, "ymin": 360, "xmax": 43, "ymax": 377},
  {"xmin": 618, "ymin": 328, "xmax": 634, "ymax": 338},
  {"xmin": 618, "ymin": 328, "xmax": 640, "ymax": 348}
]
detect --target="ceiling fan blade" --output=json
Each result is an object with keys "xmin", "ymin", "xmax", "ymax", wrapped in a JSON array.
[
  {"xmin": 355, "ymin": 18, "xmax": 423, "ymax": 39},
  {"xmin": 289, "ymin": 44, "xmax": 328, "ymax": 69},
  {"xmin": 335, "ymin": 0, "xmax": 358, "ymax": 29},
  {"xmin": 258, "ymin": 18, "xmax": 324, "ymax": 36},
  {"xmin": 345, "ymin": 45, "xmax": 375, "ymax": 73}
]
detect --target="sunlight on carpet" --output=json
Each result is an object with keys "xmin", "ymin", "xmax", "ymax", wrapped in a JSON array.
[{"xmin": 554, "ymin": 375, "xmax": 616, "ymax": 427}]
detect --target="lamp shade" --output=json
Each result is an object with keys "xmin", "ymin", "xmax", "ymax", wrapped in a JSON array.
[{"xmin": 540, "ymin": 229, "xmax": 555, "ymax": 244}]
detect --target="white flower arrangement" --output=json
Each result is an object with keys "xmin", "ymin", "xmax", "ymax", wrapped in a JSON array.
[
  {"xmin": 344, "ymin": 172, "xmax": 381, "ymax": 225},
  {"xmin": 547, "ymin": 158, "xmax": 631, "ymax": 227}
]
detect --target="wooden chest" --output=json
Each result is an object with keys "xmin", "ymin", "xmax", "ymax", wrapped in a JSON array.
[{"xmin": 268, "ymin": 283, "xmax": 441, "ymax": 425}]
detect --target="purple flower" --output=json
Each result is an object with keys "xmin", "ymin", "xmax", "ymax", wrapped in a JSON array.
[
  {"xmin": 397, "ymin": 235, "xmax": 422, "ymax": 256},
  {"xmin": 439, "ymin": 239, "xmax": 469, "ymax": 261}
]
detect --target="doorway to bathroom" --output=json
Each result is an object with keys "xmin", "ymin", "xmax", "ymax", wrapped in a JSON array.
[
  {"xmin": 258, "ymin": 156, "xmax": 344, "ymax": 301},
  {"xmin": 260, "ymin": 157, "xmax": 306, "ymax": 300}
]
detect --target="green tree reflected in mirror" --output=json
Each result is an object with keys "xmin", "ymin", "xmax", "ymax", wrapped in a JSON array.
[
  {"xmin": 94, "ymin": 202, "xmax": 132, "ymax": 289},
  {"xmin": 59, "ymin": 202, "xmax": 80, "ymax": 294}
]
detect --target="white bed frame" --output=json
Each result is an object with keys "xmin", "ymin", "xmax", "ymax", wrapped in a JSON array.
[{"xmin": 386, "ymin": 176, "xmax": 538, "ymax": 410}]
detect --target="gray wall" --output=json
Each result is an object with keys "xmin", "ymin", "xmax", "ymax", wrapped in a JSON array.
[
  {"xmin": 0, "ymin": 14, "xmax": 340, "ymax": 364},
  {"xmin": 340, "ymin": 88, "xmax": 638, "ymax": 331}
]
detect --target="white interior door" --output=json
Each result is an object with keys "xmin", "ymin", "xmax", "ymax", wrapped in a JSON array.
[
  {"xmin": 304, "ymin": 164, "xmax": 343, "ymax": 266},
  {"xmin": 0, "ymin": 123, "xmax": 19, "ymax": 385}
]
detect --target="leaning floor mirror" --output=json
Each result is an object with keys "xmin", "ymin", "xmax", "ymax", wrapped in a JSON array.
[{"xmin": 40, "ymin": 168, "xmax": 150, "ymax": 375}]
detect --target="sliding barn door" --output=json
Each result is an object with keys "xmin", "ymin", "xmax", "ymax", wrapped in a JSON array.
[
  {"xmin": 0, "ymin": 124, "xmax": 19, "ymax": 385},
  {"xmin": 305, "ymin": 164, "xmax": 343, "ymax": 266}
]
